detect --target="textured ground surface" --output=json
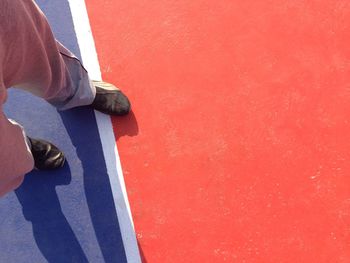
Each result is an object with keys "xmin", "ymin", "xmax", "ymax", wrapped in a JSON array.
[
  {"xmin": 87, "ymin": 0, "xmax": 350, "ymax": 262},
  {"xmin": 1, "ymin": 1, "xmax": 350, "ymax": 262}
]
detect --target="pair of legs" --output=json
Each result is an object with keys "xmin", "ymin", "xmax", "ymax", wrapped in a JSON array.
[{"xmin": 0, "ymin": 0, "xmax": 129, "ymax": 196}]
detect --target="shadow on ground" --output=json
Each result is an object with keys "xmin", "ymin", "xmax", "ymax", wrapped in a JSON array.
[{"xmin": 15, "ymin": 107, "xmax": 129, "ymax": 262}]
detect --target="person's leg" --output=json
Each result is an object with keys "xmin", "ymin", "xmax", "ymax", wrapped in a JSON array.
[
  {"xmin": 2, "ymin": 0, "xmax": 130, "ymax": 112},
  {"xmin": 1, "ymin": 0, "xmax": 95, "ymax": 109},
  {"xmin": 0, "ymin": 0, "xmax": 130, "ymax": 196},
  {"xmin": 0, "ymin": 98, "xmax": 34, "ymax": 197},
  {"xmin": 0, "ymin": 4, "xmax": 34, "ymax": 194},
  {"xmin": 0, "ymin": 0, "xmax": 76, "ymax": 197}
]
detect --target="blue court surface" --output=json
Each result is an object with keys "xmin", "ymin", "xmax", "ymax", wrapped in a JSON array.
[{"xmin": 0, "ymin": 1, "xmax": 133, "ymax": 262}]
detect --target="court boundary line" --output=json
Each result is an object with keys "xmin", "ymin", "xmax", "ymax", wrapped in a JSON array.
[{"xmin": 67, "ymin": 1, "xmax": 141, "ymax": 262}]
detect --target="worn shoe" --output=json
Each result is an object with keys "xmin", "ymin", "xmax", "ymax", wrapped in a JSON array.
[
  {"xmin": 91, "ymin": 80, "xmax": 131, "ymax": 116},
  {"xmin": 28, "ymin": 137, "xmax": 65, "ymax": 170}
]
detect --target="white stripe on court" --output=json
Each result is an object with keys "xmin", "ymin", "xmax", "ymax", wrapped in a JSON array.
[{"xmin": 66, "ymin": 1, "xmax": 141, "ymax": 262}]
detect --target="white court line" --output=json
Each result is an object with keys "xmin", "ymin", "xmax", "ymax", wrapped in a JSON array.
[{"xmin": 67, "ymin": 1, "xmax": 141, "ymax": 262}]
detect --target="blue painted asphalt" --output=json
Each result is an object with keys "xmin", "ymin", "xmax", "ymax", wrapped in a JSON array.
[{"xmin": 0, "ymin": 1, "xmax": 127, "ymax": 262}]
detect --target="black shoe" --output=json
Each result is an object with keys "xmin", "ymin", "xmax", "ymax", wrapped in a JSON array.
[
  {"xmin": 91, "ymin": 80, "xmax": 131, "ymax": 116},
  {"xmin": 28, "ymin": 137, "xmax": 65, "ymax": 170}
]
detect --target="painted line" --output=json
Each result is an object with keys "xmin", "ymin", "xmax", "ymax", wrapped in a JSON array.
[{"xmin": 66, "ymin": 0, "xmax": 141, "ymax": 262}]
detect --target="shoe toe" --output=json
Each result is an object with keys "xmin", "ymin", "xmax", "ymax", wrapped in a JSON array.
[
  {"xmin": 92, "ymin": 87, "xmax": 131, "ymax": 116},
  {"xmin": 41, "ymin": 146, "xmax": 65, "ymax": 170},
  {"xmin": 113, "ymin": 91, "xmax": 131, "ymax": 115},
  {"xmin": 29, "ymin": 138, "xmax": 65, "ymax": 170}
]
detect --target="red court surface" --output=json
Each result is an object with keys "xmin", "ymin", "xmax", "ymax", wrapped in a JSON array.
[{"xmin": 87, "ymin": 1, "xmax": 350, "ymax": 262}]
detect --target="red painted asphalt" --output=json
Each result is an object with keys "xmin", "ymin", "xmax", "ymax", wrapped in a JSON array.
[{"xmin": 86, "ymin": 1, "xmax": 350, "ymax": 262}]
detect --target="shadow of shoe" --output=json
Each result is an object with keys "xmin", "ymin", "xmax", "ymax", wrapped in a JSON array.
[{"xmin": 112, "ymin": 110, "xmax": 139, "ymax": 141}]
